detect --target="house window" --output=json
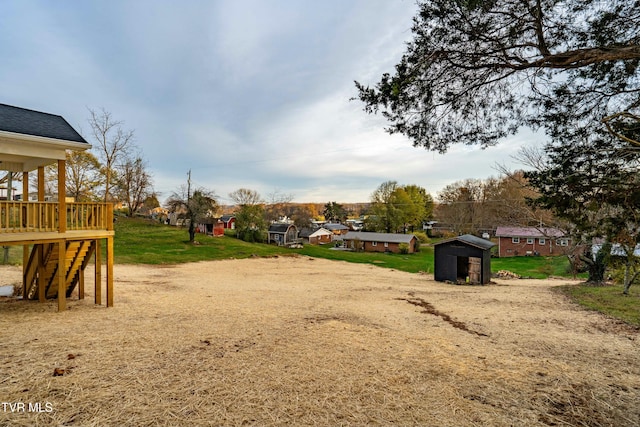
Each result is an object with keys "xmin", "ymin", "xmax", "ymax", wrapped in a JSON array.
[
  {"xmin": 512, "ymin": 237, "xmax": 520, "ymax": 244},
  {"xmin": 556, "ymin": 238, "xmax": 568, "ymax": 246},
  {"xmin": 372, "ymin": 242, "xmax": 377, "ymax": 246},
  {"xmin": 384, "ymin": 242, "xmax": 389, "ymax": 248},
  {"xmin": 539, "ymin": 238, "xmax": 545, "ymax": 245},
  {"xmin": 527, "ymin": 238, "xmax": 534, "ymax": 244}
]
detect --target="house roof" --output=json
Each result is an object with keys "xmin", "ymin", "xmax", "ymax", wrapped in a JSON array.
[
  {"xmin": 0, "ymin": 103, "xmax": 87, "ymax": 144},
  {"xmin": 299, "ymin": 227, "xmax": 332, "ymax": 238},
  {"xmin": 434, "ymin": 234, "xmax": 495, "ymax": 250},
  {"xmin": 268, "ymin": 223, "xmax": 296, "ymax": 233},
  {"xmin": 342, "ymin": 231, "xmax": 416, "ymax": 244},
  {"xmin": 495, "ymin": 226, "xmax": 565, "ymax": 238},
  {"xmin": 324, "ymin": 223, "xmax": 349, "ymax": 231}
]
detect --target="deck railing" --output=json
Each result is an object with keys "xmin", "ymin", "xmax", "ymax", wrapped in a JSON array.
[{"xmin": 0, "ymin": 202, "xmax": 113, "ymax": 233}]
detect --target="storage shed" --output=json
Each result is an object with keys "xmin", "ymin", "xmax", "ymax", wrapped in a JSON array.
[{"xmin": 434, "ymin": 234, "xmax": 495, "ymax": 284}]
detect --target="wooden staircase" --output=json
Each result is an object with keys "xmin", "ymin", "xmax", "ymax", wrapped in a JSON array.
[{"xmin": 25, "ymin": 240, "xmax": 95, "ymax": 300}]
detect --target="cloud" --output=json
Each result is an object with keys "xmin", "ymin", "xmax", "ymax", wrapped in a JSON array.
[{"xmin": 0, "ymin": 0, "xmax": 546, "ymax": 206}]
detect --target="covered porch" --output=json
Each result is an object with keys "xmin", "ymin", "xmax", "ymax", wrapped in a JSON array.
[{"xmin": 0, "ymin": 103, "xmax": 114, "ymax": 311}]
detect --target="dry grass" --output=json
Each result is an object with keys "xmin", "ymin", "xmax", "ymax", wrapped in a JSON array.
[{"xmin": 0, "ymin": 256, "xmax": 639, "ymax": 426}]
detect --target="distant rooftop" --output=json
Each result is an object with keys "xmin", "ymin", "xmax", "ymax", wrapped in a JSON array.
[
  {"xmin": 342, "ymin": 231, "xmax": 416, "ymax": 244},
  {"xmin": 495, "ymin": 226, "xmax": 565, "ymax": 238},
  {"xmin": 0, "ymin": 103, "xmax": 87, "ymax": 144}
]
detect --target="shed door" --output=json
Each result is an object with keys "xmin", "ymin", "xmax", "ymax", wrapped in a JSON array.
[{"xmin": 469, "ymin": 257, "xmax": 481, "ymax": 284}]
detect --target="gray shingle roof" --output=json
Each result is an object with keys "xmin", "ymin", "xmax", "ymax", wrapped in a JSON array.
[
  {"xmin": 343, "ymin": 231, "xmax": 416, "ymax": 244},
  {"xmin": 495, "ymin": 226, "xmax": 565, "ymax": 238},
  {"xmin": 0, "ymin": 103, "xmax": 87, "ymax": 144},
  {"xmin": 268, "ymin": 223, "xmax": 295, "ymax": 233}
]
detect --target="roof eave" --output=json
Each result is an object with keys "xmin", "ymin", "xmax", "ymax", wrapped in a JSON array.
[{"xmin": 0, "ymin": 129, "xmax": 91, "ymax": 151}]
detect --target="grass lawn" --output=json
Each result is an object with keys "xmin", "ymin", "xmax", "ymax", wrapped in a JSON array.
[
  {"xmin": 556, "ymin": 283, "xmax": 640, "ymax": 327},
  {"xmin": 113, "ymin": 217, "xmax": 287, "ymax": 264}
]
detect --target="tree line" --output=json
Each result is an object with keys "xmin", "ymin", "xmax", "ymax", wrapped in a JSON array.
[{"xmin": 355, "ymin": 0, "xmax": 640, "ymax": 287}]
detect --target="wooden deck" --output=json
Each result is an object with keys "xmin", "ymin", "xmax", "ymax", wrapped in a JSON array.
[{"xmin": 0, "ymin": 201, "xmax": 114, "ymax": 311}]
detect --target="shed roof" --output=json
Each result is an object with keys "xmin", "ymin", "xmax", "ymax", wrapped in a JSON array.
[
  {"xmin": 343, "ymin": 231, "xmax": 416, "ymax": 244},
  {"xmin": 495, "ymin": 226, "xmax": 565, "ymax": 238},
  {"xmin": 435, "ymin": 234, "xmax": 495, "ymax": 250},
  {"xmin": 0, "ymin": 103, "xmax": 87, "ymax": 144}
]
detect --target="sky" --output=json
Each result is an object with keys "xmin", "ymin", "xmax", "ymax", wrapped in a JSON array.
[{"xmin": 0, "ymin": 0, "xmax": 543, "ymax": 204}]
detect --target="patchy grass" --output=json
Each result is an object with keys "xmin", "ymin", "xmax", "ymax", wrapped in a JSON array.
[
  {"xmin": 491, "ymin": 255, "xmax": 580, "ymax": 279},
  {"xmin": 297, "ymin": 243, "xmax": 434, "ymax": 273},
  {"xmin": 113, "ymin": 217, "xmax": 287, "ymax": 264},
  {"xmin": 556, "ymin": 283, "xmax": 640, "ymax": 327}
]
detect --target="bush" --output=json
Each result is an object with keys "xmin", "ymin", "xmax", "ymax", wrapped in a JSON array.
[
  {"xmin": 399, "ymin": 243, "xmax": 410, "ymax": 254},
  {"xmin": 413, "ymin": 231, "xmax": 430, "ymax": 244}
]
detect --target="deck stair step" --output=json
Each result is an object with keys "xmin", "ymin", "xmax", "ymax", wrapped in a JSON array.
[{"xmin": 25, "ymin": 240, "xmax": 94, "ymax": 300}]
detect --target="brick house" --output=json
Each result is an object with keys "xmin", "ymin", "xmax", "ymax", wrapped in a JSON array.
[
  {"xmin": 340, "ymin": 231, "xmax": 418, "ymax": 254},
  {"xmin": 495, "ymin": 226, "xmax": 569, "ymax": 257},
  {"xmin": 299, "ymin": 227, "xmax": 333, "ymax": 245}
]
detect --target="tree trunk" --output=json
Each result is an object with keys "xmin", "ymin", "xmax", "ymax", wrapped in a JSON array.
[
  {"xmin": 188, "ymin": 217, "xmax": 196, "ymax": 243},
  {"xmin": 580, "ymin": 242, "xmax": 611, "ymax": 284},
  {"xmin": 623, "ymin": 262, "xmax": 639, "ymax": 295}
]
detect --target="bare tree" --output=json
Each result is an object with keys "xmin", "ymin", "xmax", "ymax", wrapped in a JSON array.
[
  {"xmin": 115, "ymin": 155, "xmax": 153, "ymax": 216},
  {"xmin": 88, "ymin": 107, "xmax": 135, "ymax": 202},
  {"xmin": 228, "ymin": 188, "xmax": 263, "ymax": 206},
  {"xmin": 265, "ymin": 189, "xmax": 294, "ymax": 222},
  {"xmin": 165, "ymin": 171, "xmax": 217, "ymax": 243}
]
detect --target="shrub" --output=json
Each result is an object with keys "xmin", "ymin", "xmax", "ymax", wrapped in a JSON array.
[
  {"xmin": 399, "ymin": 243, "xmax": 410, "ymax": 254},
  {"xmin": 413, "ymin": 231, "xmax": 429, "ymax": 244}
]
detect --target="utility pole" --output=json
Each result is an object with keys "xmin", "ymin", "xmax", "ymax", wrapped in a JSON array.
[{"xmin": 186, "ymin": 170, "xmax": 195, "ymax": 242}]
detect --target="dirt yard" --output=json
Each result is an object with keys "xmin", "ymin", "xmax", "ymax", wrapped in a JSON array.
[{"xmin": 0, "ymin": 256, "xmax": 638, "ymax": 426}]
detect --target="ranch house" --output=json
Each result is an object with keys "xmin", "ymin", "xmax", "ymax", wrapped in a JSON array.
[
  {"xmin": 495, "ymin": 226, "xmax": 569, "ymax": 257},
  {"xmin": 341, "ymin": 231, "xmax": 418, "ymax": 254},
  {"xmin": 299, "ymin": 227, "xmax": 333, "ymax": 245}
]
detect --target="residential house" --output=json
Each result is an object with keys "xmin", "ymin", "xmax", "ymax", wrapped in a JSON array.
[
  {"xmin": 220, "ymin": 214, "xmax": 236, "ymax": 229},
  {"xmin": 324, "ymin": 223, "xmax": 350, "ymax": 235},
  {"xmin": 340, "ymin": 231, "xmax": 418, "ymax": 254},
  {"xmin": 268, "ymin": 223, "xmax": 299, "ymax": 246},
  {"xmin": 495, "ymin": 226, "xmax": 569, "ymax": 257},
  {"xmin": 299, "ymin": 227, "xmax": 333, "ymax": 245}
]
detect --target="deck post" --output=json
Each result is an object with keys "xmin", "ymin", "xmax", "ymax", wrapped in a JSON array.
[
  {"xmin": 22, "ymin": 171, "xmax": 29, "ymax": 297},
  {"xmin": 57, "ymin": 160, "xmax": 66, "ymax": 234},
  {"xmin": 95, "ymin": 239, "xmax": 102, "ymax": 305},
  {"xmin": 78, "ymin": 268, "xmax": 85, "ymax": 300},
  {"xmin": 106, "ymin": 236, "xmax": 114, "ymax": 307},
  {"xmin": 37, "ymin": 244, "xmax": 45, "ymax": 302},
  {"xmin": 57, "ymin": 240, "xmax": 66, "ymax": 311},
  {"xmin": 37, "ymin": 167, "xmax": 45, "ymax": 202}
]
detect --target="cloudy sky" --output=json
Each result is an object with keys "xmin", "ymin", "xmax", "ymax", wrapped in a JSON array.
[{"xmin": 0, "ymin": 0, "xmax": 541, "ymax": 204}]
